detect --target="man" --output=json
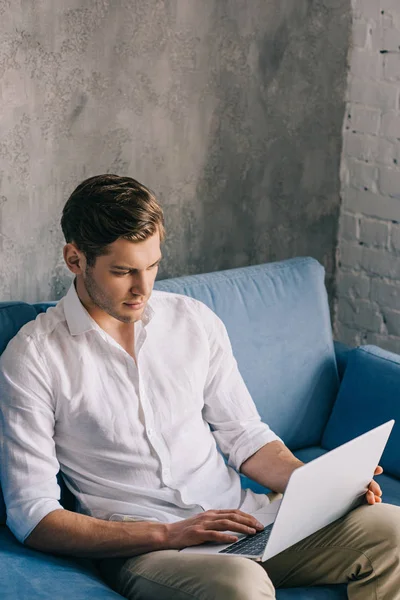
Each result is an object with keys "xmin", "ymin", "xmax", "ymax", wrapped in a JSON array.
[{"xmin": 0, "ymin": 174, "xmax": 398, "ymax": 600}]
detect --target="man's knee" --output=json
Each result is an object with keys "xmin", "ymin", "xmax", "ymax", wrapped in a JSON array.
[
  {"xmin": 202, "ymin": 556, "xmax": 275, "ymax": 600},
  {"xmin": 356, "ymin": 502, "xmax": 400, "ymax": 550}
]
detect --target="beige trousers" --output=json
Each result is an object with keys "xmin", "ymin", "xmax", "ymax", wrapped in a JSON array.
[{"xmin": 97, "ymin": 501, "xmax": 400, "ymax": 600}]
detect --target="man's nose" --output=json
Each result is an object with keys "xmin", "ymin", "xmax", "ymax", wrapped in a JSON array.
[{"xmin": 131, "ymin": 274, "xmax": 152, "ymax": 298}]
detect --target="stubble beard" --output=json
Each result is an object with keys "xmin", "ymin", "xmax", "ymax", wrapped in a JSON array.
[{"xmin": 84, "ymin": 267, "xmax": 138, "ymax": 324}]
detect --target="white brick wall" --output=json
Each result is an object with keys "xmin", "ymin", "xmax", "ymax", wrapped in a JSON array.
[{"xmin": 335, "ymin": 0, "xmax": 400, "ymax": 353}]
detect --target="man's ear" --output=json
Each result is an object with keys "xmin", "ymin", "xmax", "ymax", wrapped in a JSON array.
[{"xmin": 63, "ymin": 243, "xmax": 86, "ymax": 275}]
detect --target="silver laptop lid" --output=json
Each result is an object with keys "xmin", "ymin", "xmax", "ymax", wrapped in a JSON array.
[{"xmin": 262, "ymin": 420, "xmax": 395, "ymax": 562}]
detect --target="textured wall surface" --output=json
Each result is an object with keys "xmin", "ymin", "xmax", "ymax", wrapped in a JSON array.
[
  {"xmin": 0, "ymin": 0, "xmax": 350, "ymax": 305},
  {"xmin": 335, "ymin": 0, "xmax": 400, "ymax": 353}
]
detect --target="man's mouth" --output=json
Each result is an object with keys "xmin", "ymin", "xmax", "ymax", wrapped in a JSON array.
[{"xmin": 123, "ymin": 301, "xmax": 145, "ymax": 309}]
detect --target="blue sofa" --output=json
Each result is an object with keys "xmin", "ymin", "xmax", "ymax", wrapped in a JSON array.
[{"xmin": 1, "ymin": 256, "xmax": 399, "ymax": 599}]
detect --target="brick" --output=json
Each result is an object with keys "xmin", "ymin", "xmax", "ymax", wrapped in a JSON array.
[
  {"xmin": 348, "ymin": 158, "xmax": 378, "ymax": 191},
  {"xmin": 371, "ymin": 278, "xmax": 400, "ymax": 310},
  {"xmin": 347, "ymin": 80, "xmax": 398, "ymax": 110},
  {"xmin": 347, "ymin": 105, "xmax": 380, "ymax": 135},
  {"xmin": 344, "ymin": 188, "xmax": 400, "ymax": 221},
  {"xmin": 361, "ymin": 246, "xmax": 400, "ymax": 278},
  {"xmin": 382, "ymin": 27, "xmax": 400, "ymax": 52},
  {"xmin": 384, "ymin": 53, "xmax": 400, "ymax": 82},
  {"xmin": 352, "ymin": 20, "xmax": 369, "ymax": 48},
  {"xmin": 382, "ymin": 308, "xmax": 400, "ymax": 335},
  {"xmin": 380, "ymin": 6, "xmax": 400, "ymax": 31},
  {"xmin": 345, "ymin": 131, "xmax": 379, "ymax": 161},
  {"xmin": 334, "ymin": 320, "xmax": 361, "ymax": 347},
  {"xmin": 391, "ymin": 224, "xmax": 400, "ymax": 251},
  {"xmin": 354, "ymin": 300, "xmax": 384, "ymax": 331},
  {"xmin": 352, "ymin": 49, "xmax": 382, "ymax": 80},
  {"xmin": 370, "ymin": 24, "xmax": 383, "ymax": 53},
  {"xmin": 336, "ymin": 297, "xmax": 357, "ymax": 327},
  {"xmin": 353, "ymin": 0, "xmax": 380, "ymax": 21},
  {"xmin": 379, "ymin": 166, "xmax": 400, "ymax": 197},
  {"xmin": 359, "ymin": 216, "xmax": 389, "ymax": 247},
  {"xmin": 376, "ymin": 138, "xmax": 400, "ymax": 166},
  {"xmin": 340, "ymin": 212, "xmax": 359, "ymax": 240},
  {"xmin": 336, "ymin": 270, "xmax": 370, "ymax": 299},
  {"xmin": 337, "ymin": 297, "xmax": 383, "ymax": 332},
  {"xmin": 343, "ymin": 132, "xmax": 378, "ymax": 161},
  {"xmin": 381, "ymin": 0, "xmax": 400, "ymax": 15},
  {"xmin": 338, "ymin": 240, "xmax": 363, "ymax": 268},
  {"xmin": 344, "ymin": 134, "xmax": 400, "ymax": 167},
  {"xmin": 382, "ymin": 0, "xmax": 400, "ymax": 8},
  {"xmin": 381, "ymin": 111, "xmax": 400, "ymax": 138},
  {"xmin": 341, "ymin": 161, "xmax": 350, "ymax": 187},
  {"xmin": 382, "ymin": 16, "xmax": 394, "ymax": 30}
]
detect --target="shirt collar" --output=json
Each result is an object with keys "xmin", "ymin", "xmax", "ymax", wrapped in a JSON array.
[{"xmin": 63, "ymin": 279, "xmax": 155, "ymax": 336}]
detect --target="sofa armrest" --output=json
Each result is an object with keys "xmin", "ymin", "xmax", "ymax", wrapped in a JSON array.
[
  {"xmin": 322, "ymin": 345, "xmax": 400, "ymax": 480},
  {"xmin": 333, "ymin": 340, "xmax": 353, "ymax": 381}
]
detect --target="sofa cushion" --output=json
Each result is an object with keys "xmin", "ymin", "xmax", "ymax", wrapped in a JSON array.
[
  {"xmin": 0, "ymin": 302, "xmax": 37, "ymax": 354},
  {"xmin": 154, "ymin": 257, "xmax": 339, "ymax": 450},
  {"xmin": 0, "ymin": 527, "xmax": 122, "ymax": 599},
  {"xmin": 322, "ymin": 345, "xmax": 400, "ymax": 480},
  {"xmin": 0, "ymin": 302, "xmax": 38, "ymax": 525}
]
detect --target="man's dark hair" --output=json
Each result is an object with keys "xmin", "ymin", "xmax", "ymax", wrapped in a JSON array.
[{"xmin": 61, "ymin": 174, "xmax": 165, "ymax": 267}]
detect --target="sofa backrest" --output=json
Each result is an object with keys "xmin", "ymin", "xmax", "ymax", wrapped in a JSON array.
[
  {"xmin": 0, "ymin": 257, "xmax": 339, "ymax": 524},
  {"xmin": 0, "ymin": 302, "xmax": 39, "ymax": 524},
  {"xmin": 154, "ymin": 257, "xmax": 339, "ymax": 449}
]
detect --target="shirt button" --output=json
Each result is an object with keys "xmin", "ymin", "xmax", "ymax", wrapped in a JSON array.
[
  {"xmin": 147, "ymin": 429, "xmax": 153, "ymax": 437},
  {"xmin": 162, "ymin": 468, "xmax": 170, "ymax": 476}
]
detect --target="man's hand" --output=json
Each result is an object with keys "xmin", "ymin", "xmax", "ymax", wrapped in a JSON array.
[
  {"xmin": 165, "ymin": 509, "xmax": 265, "ymax": 549},
  {"xmin": 366, "ymin": 465, "xmax": 383, "ymax": 504}
]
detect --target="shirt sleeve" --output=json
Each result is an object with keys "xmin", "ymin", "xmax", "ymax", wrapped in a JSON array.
[
  {"xmin": 197, "ymin": 301, "xmax": 284, "ymax": 471},
  {"xmin": 0, "ymin": 332, "xmax": 63, "ymax": 543}
]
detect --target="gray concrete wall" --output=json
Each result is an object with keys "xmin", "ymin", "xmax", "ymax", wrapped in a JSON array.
[{"xmin": 0, "ymin": 0, "xmax": 351, "ymax": 305}]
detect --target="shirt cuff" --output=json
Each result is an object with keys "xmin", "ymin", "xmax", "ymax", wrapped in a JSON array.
[
  {"xmin": 7, "ymin": 498, "xmax": 64, "ymax": 544},
  {"xmin": 228, "ymin": 426, "xmax": 284, "ymax": 472}
]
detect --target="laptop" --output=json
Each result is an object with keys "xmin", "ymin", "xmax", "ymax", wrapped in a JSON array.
[{"xmin": 180, "ymin": 420, "xmax": 395, "ymax": 562}]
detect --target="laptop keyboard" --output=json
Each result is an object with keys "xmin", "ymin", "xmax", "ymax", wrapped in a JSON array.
[{"xmin": 219, "ymin": 523, "xmax": 273, "ymax": 556}]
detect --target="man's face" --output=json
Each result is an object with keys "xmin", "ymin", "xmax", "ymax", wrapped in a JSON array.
[{"xmin": 81, "ymin": 231, "xmax": 162, "ymax": 324}]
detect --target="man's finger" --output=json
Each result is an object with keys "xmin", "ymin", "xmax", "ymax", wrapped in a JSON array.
[
  {"xmin": 369, "ymin": 480, "xmax": 382, "ymax": 496},
  {"xmin": 374, "ymin": 465, "xmax": 383, "ymax": 476}
]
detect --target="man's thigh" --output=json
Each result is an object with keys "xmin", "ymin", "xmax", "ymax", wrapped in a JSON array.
[
  {"xmin": 96, "ymin": 503, "xmax": 400, "ymax": 599},
  {"xmin": 262, "ymin": 502, "xmax": 400, "ymax": 595},
  {"xmin": 97, "ymin": 549, "xmax": 275, "ymax": 600}
]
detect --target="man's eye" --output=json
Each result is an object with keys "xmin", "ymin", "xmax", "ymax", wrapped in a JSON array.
[{"xmin": 112, "ymin": 272, "xmax": 129, "ymax": 276}]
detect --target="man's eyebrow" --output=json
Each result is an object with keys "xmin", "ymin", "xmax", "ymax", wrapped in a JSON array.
[{"xmin": 111, "ymin": 256, "xmax": 163, "ymax": 270}]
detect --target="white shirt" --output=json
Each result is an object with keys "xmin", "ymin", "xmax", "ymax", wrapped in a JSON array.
[{"xmin": 0, "ymin": 281, "xmax": 282, "ymax": 543}]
